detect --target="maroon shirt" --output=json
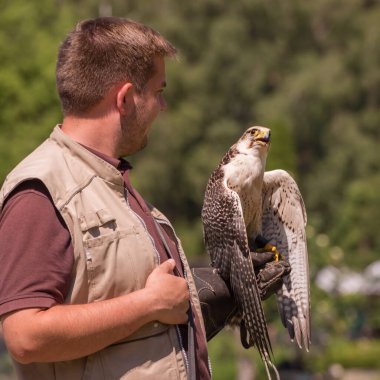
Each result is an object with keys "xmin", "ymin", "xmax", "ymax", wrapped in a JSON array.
[
  {"xmin": 0, "ymin": 148, "xmax": 209, "ymax": 379},
  {"xmin": 0, "ymin": 180, "xmax": 74, "ymax": 315}
]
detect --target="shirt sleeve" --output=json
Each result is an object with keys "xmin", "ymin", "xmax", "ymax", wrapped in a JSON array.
[{"xmin": 0, "ymin": 180, "xmax": 74, "ymax": 317}]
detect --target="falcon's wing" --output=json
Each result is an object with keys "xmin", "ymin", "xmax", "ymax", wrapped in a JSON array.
[
  {"xmin": 262, "ymin": 169, "xmax": 310, "ymax": 351},
  {"xmin": 202, "ymin": 175, "xmax": 274, "ymax": 370}
]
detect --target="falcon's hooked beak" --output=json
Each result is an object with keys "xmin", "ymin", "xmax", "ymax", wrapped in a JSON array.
[
  {"xmin": 254, "ymin": 129, "xmax": 271, "ymax": 145},
  {"xmin": 247, "ymin": 126, "xmax": 271, "ymax": 147}
]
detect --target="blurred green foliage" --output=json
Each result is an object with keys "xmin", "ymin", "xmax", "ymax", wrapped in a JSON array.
[
  {"xmin": 306, "ymin": 338, "xmax": 380, "ymax": 372},
  {"xmin": 0, "ymin": 0, "xmax": 74, "ymax": 181},
  {"xmin": 1, "ymin": 0, "xmax": 380, "ymax": 378}
]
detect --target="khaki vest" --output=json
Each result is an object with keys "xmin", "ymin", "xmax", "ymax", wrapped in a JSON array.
[{"xmin": 0, "ymin": 126, "xmax": 206, "ymax": 380}]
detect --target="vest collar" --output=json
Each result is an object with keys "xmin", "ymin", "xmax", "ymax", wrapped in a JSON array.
[{"xmin": 50, "ymin": 125, "xmax": 124, "ymax": 186}]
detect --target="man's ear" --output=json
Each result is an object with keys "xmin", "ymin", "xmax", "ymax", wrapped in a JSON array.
[{"xmin": 116, "ymin": 82, "xmax": 134, "ymax": 116}]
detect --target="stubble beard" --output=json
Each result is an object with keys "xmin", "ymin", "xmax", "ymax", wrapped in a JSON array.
[{"xmin": 119, "ymin": 103, "xmax": 149, "ymax": 157}]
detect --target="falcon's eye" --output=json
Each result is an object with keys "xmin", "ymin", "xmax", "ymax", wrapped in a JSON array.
[{"xmin": 249, "ymin": 129, "xmax": 257, "ymax": 135}]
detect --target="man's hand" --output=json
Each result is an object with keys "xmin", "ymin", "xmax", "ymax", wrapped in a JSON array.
[
  {"xmin": 2, "ymin": 259, "xmax": 189, "ymax": 364},
  {"xmin": 145, "ymin": 259, "xmax": 190, "ymax": 325}
]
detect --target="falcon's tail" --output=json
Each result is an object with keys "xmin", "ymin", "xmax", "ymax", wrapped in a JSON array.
[{"xmin": 230, "ymin": 245, "xmax": 279, "ymax": 380}]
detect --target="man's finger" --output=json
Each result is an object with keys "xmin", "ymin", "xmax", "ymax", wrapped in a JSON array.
[{"xmin": 156, "ymin": 259, "xmax": 176, "ymax": 273}]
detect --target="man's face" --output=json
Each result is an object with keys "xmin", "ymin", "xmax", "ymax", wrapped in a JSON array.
[{"xmin": 120, "ymin": 56, "xmax": 167, "ymax": 156}]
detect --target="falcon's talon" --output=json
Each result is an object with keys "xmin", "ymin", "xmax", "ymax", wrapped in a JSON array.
[{"xmin": 263, "ymin": 243, "xmax": 282, "ymax": 262}]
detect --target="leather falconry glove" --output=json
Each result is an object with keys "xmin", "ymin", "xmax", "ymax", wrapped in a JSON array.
[{"xmin": 191, "ymin": 250, "xmax": 291, "ymax": 341}]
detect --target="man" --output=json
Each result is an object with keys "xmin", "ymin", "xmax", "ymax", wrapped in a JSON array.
[{"xmin": 0, "ymin": 17, "xmax": 288, "ymax": 380}]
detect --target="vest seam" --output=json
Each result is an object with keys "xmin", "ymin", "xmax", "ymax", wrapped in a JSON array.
[{"xmin": 57, "ymin": 174, "xmax": 97, "ymax": 210}]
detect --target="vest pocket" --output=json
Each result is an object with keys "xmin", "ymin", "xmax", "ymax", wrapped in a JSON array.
[
  {"xmin": 79, "ymin": 209, "xmax": 116, "ymax": 238},
  {"xmin": 83, "ymin": 227, "xmax": 155, "ymax": 302}
]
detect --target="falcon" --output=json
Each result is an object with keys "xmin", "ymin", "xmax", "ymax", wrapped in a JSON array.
[{"xmin": 201, "ymin": 126, "xmax": 310, "ymax": 379}]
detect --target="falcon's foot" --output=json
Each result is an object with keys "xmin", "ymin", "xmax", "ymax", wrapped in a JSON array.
[
  {"xmin": 257, "ymin": 243, "xmax": 282, "ymax": 261},
  {"xmin": 250, "ymin": 235, "xmax": 284, "ymax": 261}
]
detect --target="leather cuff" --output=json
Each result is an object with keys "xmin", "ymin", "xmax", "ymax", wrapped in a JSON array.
[{"xmin": 191, "ymin": 267, "xmax": 237, "ymax": 341}]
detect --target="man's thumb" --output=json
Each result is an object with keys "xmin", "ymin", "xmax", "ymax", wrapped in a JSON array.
[{"xmin": 158, "ymin": 259, "xmax": 176, "ymax": 273}]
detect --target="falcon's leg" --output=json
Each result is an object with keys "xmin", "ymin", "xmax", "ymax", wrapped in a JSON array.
[
  {"xmin": 248, "ymin": 236, "xmax": 279, "ymax": 268},
  {"xmin": 248, "ymin": 237, "xmax": 257, "ymax": 252},
  {"xmin": 252, "ymin": 235, "xmax": 283, "ymax": 261}
]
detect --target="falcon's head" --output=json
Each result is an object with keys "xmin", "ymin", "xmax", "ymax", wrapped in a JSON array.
[{"xmin": 236, "ymin": 126, "xmax": 271, "ymax": 156}]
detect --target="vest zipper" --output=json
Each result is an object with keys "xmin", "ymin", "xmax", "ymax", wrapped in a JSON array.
[
  {"xmin": 123, "ymin": 192, "xmax": 191, "ymax": 373},
  {"xmin": 154, "ymin": 218, "xmax": 188, "ymax": 279},
  {"xmin": 123, "ymin": 187, "xmax": 161, "ymax": 265},
  {"xmin": 155, "ymin": 217, "xmax": 213, "ymax": 377},
  {"xmin": 175, "ymin": 325, "xmax": 189, "ymax": 374},
  {"xmin": 154, "ymin": 218, "xmax": 196, "ymax": 378},
  {"xmin": 153, "ymin": 217, "xmax": 191, "ymax": 375}
]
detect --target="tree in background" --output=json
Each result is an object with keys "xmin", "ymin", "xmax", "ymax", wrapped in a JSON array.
[{"xmin": 0, "ymin": 0, "xmax": 75, "ymax": 181}]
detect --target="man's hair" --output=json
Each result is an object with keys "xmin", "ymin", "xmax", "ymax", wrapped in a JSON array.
[{"xmin": 56, "ymin": 17, "xmax": 177, "ymax": 115}]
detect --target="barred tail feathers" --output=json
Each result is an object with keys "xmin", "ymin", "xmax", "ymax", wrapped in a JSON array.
[{"xmin": 230, "ymin": 246, "xmax": 279, "ymax": 379}]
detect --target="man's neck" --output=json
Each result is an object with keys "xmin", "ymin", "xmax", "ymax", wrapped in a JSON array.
[{"xmin": 61, "ymin": 111, "xmax": 119, "ymax": 158}]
